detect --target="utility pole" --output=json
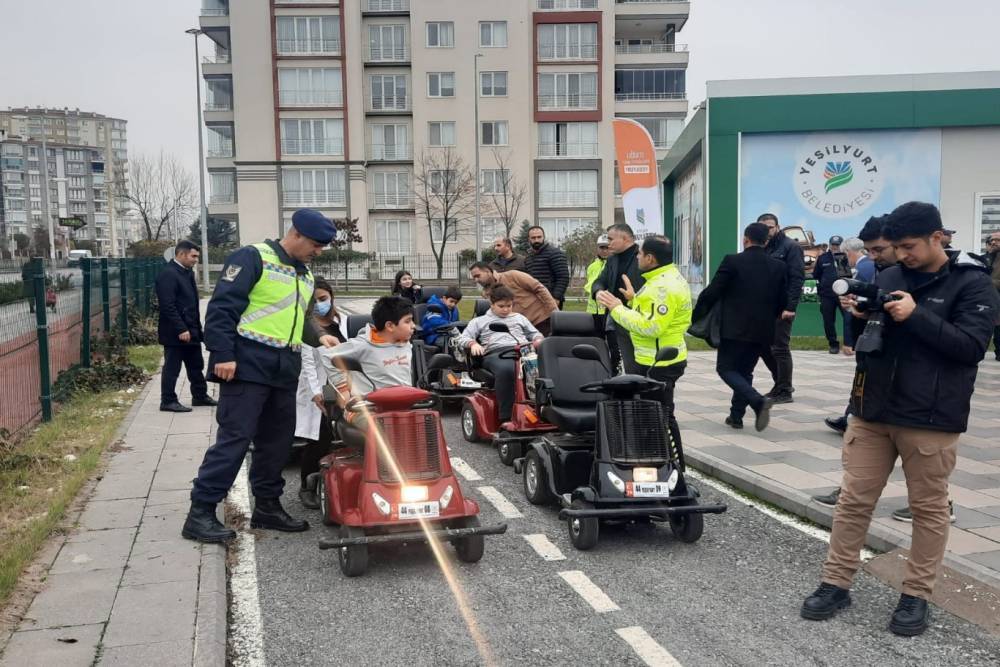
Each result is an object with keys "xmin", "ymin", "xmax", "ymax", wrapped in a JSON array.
[
  {"xmin": 187, "ymin": 27, "xmax": 211, "ymax": 288},
  {"xmin": 36, "ymin": 115, "xmax": 56, "ymax": 259},
  {"xmin": 473, "ymin": 53, "xmax": 483, "ymax": 261}
]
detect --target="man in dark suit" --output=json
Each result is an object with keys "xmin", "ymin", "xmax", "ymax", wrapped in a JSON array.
[
  {"xmin": 591, "ymin": 223, "xmax": 645, "ymax": 373},
  {"xmin": 156, "ymin": 240, "xmax": 216, "ymax": 412},
  {"xmin": 692, "ymin": 223, "xmax": 788, "ymax": 431}
]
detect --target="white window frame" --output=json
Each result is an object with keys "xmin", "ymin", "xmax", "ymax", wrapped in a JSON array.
[
  {"xmin": 480, "ymin": 217, "xmax": 502, "ymax": 244},
  {"xmin": 537, "ymin": 23, "xmax": 598, "ymax": 61},
  {"xmin": 281, "ymin": 167, "xmax": 346, "ymax": 206},
  {"xmin": 427, "ymin": 72, "xmax": 455, "ymax": 98},
  {"xmin": 479, "ymin": 21, "xmax": 508, "ymax": 48},
  {"xmin": 369, "ymin": 74, "xmax": 408, "ymax": 110},
  {"xmin": 428, "ymin": 121, "xmax": 456, "ymax": 147},
  {"xmin": 372, "ymin": 171, "xmax": 411, "ymax": 208},
  {"xmin": 537, "ymin": 72, "xmax": 598, "ymax": 110},
  {"xmin": 431, "ymin": 218, "xmax": 459, "ymax": 243},
  {"xmin": 429, "ymin": 169, "xmax": 456, "ymax": 196},
  {"xmin": 974, "ymin": 191, "xmax": 1000, "ymax": 247},
  {"xmin": 280, "ymin": 119, "xmax": 344, "ymax": 156},
  {"xmin": 368, "ymin": 24, "xmax": 407, "ymax": 62},
  {"xmin": 538, "ymin": 121, "xmax": 598, "ymax": 157},
  {"xmin": 278, "ymin": 67, "xmax": 343, "ymax": 106},
  {"xmin": 369, "ymin": 123, "xmax": 409, "ymax": 160},
  {"xmin": 425, "ymin": 21, "xmax": 455, "ymax": 48},
  {"xmin": 276, "ymin": 16, "xmax": 341, "ymax": 55},
  {"xmin": 480, "ymin": 121, "xmax": 509, "ymax": 146},
  {"xmin": 538, "ymin": 217, "xmax": 597, "ymax": 243},
  {"xmin": 480, "ymin": 71, "xmax": 508, "ymax": 97},
  {"xmin": 376, "ymin": 219, "xmax": 412, "ymax": 255},
  {"xmin": 537, "ymin": 170, "xmax": 599, "ymax": 208},
  {"xmin": 480, "ymin": 169, "xmax": 510, "ymax": 195}
]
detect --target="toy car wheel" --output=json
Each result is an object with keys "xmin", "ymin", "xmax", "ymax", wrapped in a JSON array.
[
  {"xmin": 460, "ymin": 402, "xmax": 480, "ymax": 443},
  {"xmin": 567, "ymin": 499, "xmax": 599, "ymax": 551},
  {"xmin": 317, "ymin": 475, "xmax": 334, "ymax": 526},
  {"xmin": 453, "ymin": 516, "xmax": 485, "ymax": 563},
  {"xmin": 523, "ymin": 450, "xmax": 553, "ymax": 505},
  {"xmin": 497, "ymin": 436, "xmax": 519, "ymax": 466},
  {"xmin": 669, "ymin": 507, "xmax": 704, "ymax": 544},
  {"xmin": 337, "ymin": 526, "xmax": 369, "ymax": 577}
]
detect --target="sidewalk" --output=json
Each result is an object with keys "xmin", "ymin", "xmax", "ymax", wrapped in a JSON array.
[
  {"xmin": 0, "ymin": 371, "xmax": 224, "ymax": 667},
  {"xmin": 677, "ymin": 351, "xmax": 1000, "ymax": 591}
]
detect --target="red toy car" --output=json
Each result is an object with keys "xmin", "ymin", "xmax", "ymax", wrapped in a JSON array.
[{"xmin": 316, "ymin": 380, "xmax": 507, "ymax": 577}]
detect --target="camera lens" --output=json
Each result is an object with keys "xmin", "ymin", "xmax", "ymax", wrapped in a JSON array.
[{"xmin": 832, "ymin": 279, "xmax": 850, "ymax": 296}]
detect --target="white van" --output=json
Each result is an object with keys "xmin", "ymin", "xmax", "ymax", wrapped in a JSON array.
[{"xmin": 67, "ymin": 249, "xmax": 93, "ymax": 267}]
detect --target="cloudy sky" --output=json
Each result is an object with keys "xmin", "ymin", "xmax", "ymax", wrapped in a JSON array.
[{"xmin": 1, "ymin": 0, "xmax": 996, "ymax": 179}]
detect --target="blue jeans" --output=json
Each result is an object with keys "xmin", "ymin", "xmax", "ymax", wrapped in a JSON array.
[{"xmin": 717, "ymin": 339, "xmax": 767, "ymax": 420}]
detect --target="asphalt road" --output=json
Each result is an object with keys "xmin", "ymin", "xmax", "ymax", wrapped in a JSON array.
[{"xmin": 246, "ymin": 408, "xmax": 1000, "ymax": 667}]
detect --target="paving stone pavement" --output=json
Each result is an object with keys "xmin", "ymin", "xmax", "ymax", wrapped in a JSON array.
[
  {"xmin": 677, "ymin": 350, "xmax": 1000, "ymax": 590},
  {"xmin": 0, "ymin": 368, "xmax": 225, "ymax": 667}
]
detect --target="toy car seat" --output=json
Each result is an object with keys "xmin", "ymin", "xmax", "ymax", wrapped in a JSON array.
[
  {"xmin": 474, "ymin": 298, "xmax": 490, "ymax": 317},
  {"xmin": 346, "ymin": 314, "xmax": 374, "ymax": 338},
  {"xmin": 535, "ymin": 312, "xmax": 611, "ymax": 433}
]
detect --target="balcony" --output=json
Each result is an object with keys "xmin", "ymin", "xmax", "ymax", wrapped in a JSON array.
[
  {"xmin": 538, "ymin": 191, "xmax": 599, "ymax": 208},
  {"xmin": 614, "ymin": 0, "xmax": 690, "ymax": 26},
  {"xmin": 369, "ymin": 192, "xmax": 414, "ymax": 209},
  {"xmin": 281, "ymin": 139, "xmax": 345, "ymax": 156},
  {"xmin": 363, "ymin": 0, "xmax": 409, "ymax": 14},
  {"xmin": 367, "ymin": 144, "xmax": 412, "ymax": 161},
  {"xmin": 276, "ymin": 39, "xmax": 342, "ymax": 57},
  {"xmin": 365, "ymin": 46, "xmax": 410, "ymax": 65},
  {"xmin": 537, "ymin": 0, "xmax": 597, "ymax": 8},
  {"xmin": 209, "ymin": 192, "xmax": 235, "ymax": 205},
  {"xmin": 614, "ymin": 42, "xmax": 689, "ymax": 66},
  {"xmin": 537, "ymin": 44, "xmax": 599, "ymax": 62},
  {"xmin": 283, "ymin": 190, "xmax": 346, "ymax": 207},
  {"xmin": 276, "ymin": 0, "xmax": 340, "ymax": 3},
  {"xmin": 537, "ymin": 142, "xmax": 599, "ymax": 158},
  {"xmin": 278, "ymin": 90, "xmax": 343, "ymax": 107},
  {"xmin": 201, "ymin": 7, "xmax": 228, "ymax": 16},
  {"xmin": 204, "ymin": 101, "xmax": 233, "ymax": 112},
  {"xmin": 367, "ymin": 96, "xmax": 411, "ymax": 114},
  {"xmin": 202, "ymin": 52, "xmax": 231, "ymax": 75},
  {"xmin": 199, "ymin": 2, "xmax": 230, "ymax": 30},
  {"xmin": 207, "ymin": 145, "xmax": 234, "ymax": 158},
  {"xmin": 203, "ymin": 53, "xmax": 230, "ymax": 64},
  {"xmin": 614, "ymin": 91, "xmax": 686, "ymax": 114},
  {"xmin": 537, "ymin": 95, "xmax": 598, "ymax": 112}
]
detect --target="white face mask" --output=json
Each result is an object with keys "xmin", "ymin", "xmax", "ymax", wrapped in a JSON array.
[{"xmin": 314, "ymin": 300, "xmax": 332, "ymax": 316}]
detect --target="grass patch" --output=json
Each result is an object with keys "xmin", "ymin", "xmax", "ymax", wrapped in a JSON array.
[
  {"xmin": 457, "ymin": 297, "xmax": 587, "ymax": 321},
  {"xmin": 685, "ymin": 335, "xmax": 831, "ymax": 352},
  {"xmin": 129, "ymin": 345, "xmax": 163, "ymax": 374},
  {"xmin": 0, "ymin": 359, "xmax": 149, "ymax": 608}
]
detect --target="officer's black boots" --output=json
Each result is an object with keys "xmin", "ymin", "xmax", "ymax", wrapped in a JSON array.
[
  {"xmin": 251, "ymin": 497, "xmax": 309, "ymax": 532},
  {"xmin": 800, "ymin": 582, "xmax": 852, "ymax": 620},
  {"xmin": 182, "ymin": 501, "xmax": 236, "ymax": 543},
  {"xmin": 889, "ymin": 594, "xmax": 929, "ymax": 636}
]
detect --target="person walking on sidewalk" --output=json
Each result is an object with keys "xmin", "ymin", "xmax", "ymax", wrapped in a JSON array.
[
  {"xmin": 182, "ymin": 209, "xmax": 336, "ymax": 543},
  {"xmin": 691, "ymin": 223, "xmax": 787, "ymax": 432},
  {"xmin": 525, "ymin": 225, "xmax": 570, "ymax": 309},
  {"xmin": 757, "ymin": 213, "xmax": 805, "ymax": 403},
  {"xmin": 801, "ymin": 202, "xmax": 1000, "ymax": 637},
  {"xmin": 156, "ymin": 240, "xmax": 216, "ymax": 413}
]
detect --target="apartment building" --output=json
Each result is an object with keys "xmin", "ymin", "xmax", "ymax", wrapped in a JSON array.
[
  {"xmin": 198, "ymin": 0, "xmax": 689, "ymax": 260},
  {"xmin": 0, "ymin": 108, "xmax": 129, "ymax": 256}
]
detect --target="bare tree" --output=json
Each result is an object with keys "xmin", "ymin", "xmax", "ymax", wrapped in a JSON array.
[
  {"xmin": 413, "ymin": 148, "xmax": 476, "ymax": 279},
  {"xmin": 487, "ymin": 148, "xmax": 527, "ymax": 239},
  {"xmin": 118, "ymin": 151, "xmax": 198, "ymax": 241}
]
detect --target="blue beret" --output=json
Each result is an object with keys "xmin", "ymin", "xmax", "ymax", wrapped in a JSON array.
[{"xmin": 291, "ymin": 209, "xmax": 336, "ymax": 244}]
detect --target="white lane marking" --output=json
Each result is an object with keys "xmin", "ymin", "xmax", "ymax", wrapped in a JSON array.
[
  {"xmin": 522, "ymin": 533, "xmax": 566, "ymax": 561},
  {"xmin": 476, "ymin": 486, "xmax": 522, "ymax": 519},
  {"xmin": 558, "ymin": 570, "xmax": 620, "ymax": 613},
  {"xmin": 450, "ymin": 457, "xmax": 483, "ymax": 481},
  {"xmin": 686, "ymin": 469, "xmax": 876, "ymax": 562},
  {"xmin": 615, "ymin": 627, "xmax": 683, "ymax": 667},
  {"xmin": 227, "ymin": 462, "xmax": 266, "ymax": 667}
]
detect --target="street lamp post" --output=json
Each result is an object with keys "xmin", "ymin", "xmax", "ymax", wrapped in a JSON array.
[
  {"xmin": 473, "ymin": 53, "xmax": 483, "ymax": 261},
  {"xmin": 187, "ymin": 27, "xmax": 211, "ymax": 289}
]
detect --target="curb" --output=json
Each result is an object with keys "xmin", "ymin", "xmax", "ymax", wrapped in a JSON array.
[
  {"xmin": 685, "ymin": 448, "xmax": 1000, "ymax": 592},
  {"xmin": 194, "ymin": 543, "xmax": 228, "ymax": 667}
]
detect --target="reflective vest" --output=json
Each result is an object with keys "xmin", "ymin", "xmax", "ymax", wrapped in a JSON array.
[
  {"xmin": 609, "ymin": 263, "xmax": 692, "ymax": 367},
  {"xmin": 583, "ymin": 257, "xmax": 606, "ymax": 314},
  {"xmin": 236, "ymin": 243, "xmax": 314, "ymax": 349}
]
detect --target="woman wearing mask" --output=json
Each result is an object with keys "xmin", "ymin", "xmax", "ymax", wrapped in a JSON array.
[
  {"xmin": 295, "ymin": 279, "xmax": 346, "ymax": 509},
  {"xmin": 391, "ymin": 270, "xmax": 422, "ymax": 304}
]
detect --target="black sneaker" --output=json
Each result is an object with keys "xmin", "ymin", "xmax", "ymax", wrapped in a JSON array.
[
  {"xmin": 160, "ymin": 401, "xmax": 193, "ymax": 413},
  {"xmin": 192, "ymin": 395, "xmax": 218, "ymax": 407},
  {"xmin": 754, "ymin": 397, "xmax": 774, "ymax": 432},
  {"xmin": 889, "ymin": 594, "xmax": 929, "ymax": 636},
  {"xmin": 770, "ymin": 393, "xmax": 794, "ymax": 405},
  {"xmin": 801, "ymin": 582, "xmax": 852, "ymax": 620},
  {"xmin": 829, "ymin": 344, "xmax": 841, "ymax": 355},
  {"xmin": 725, "ymin": 416, "xmax": 744, "ymax": 430},
  {"xmin": 891, "ymin": 501, "xmax": 956, "ymax": 523},
  {"xmin": 812, "ymin": 488, "xmax": 841, "ymax": 507},
  {"xmin": 824, "ymin": 416, "xmax": 848, "ymax": 434}
]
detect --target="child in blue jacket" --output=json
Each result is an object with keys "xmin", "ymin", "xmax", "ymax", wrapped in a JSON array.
[{"xmin": 421, "ymin": 286, "xmax": 463, "ymax": 347}]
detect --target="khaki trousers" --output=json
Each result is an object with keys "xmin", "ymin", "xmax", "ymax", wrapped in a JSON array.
[{"xmin": 822, "ymin": 418, "xmax": 958, "ymax": 599}]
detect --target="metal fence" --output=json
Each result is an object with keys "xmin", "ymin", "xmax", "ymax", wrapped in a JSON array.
[{"xmin": 0, "ymin": 257, "xmax": 160, "ymax": 440}]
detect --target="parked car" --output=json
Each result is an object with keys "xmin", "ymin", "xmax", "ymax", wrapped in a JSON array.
[{"xmin": 67, "ymin": 249, "xmax": 93, "ymax": 267}]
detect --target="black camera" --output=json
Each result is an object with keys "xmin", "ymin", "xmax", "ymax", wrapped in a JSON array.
[{"xmin": 832, "ymin": 278, "xmax": 901, "ymax": 312}]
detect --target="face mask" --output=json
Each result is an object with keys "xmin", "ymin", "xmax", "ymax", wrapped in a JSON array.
[{"xmin": 314, "ymin": 300, "xmax": 332, "ymax": 316}]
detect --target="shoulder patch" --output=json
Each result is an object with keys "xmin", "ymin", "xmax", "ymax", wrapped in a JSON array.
[
  {"xmin": 222, "ymin": 265, "xmax": 243, "ymax": 282},
  {"xmin": 657, "ymin": 304, "xmax": 669, "ymax": 315}
]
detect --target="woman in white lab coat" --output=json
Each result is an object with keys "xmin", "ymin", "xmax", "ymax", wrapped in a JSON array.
[{"xmin": 295, "ymin": 278, "xmax": 346, "ymax": 509}]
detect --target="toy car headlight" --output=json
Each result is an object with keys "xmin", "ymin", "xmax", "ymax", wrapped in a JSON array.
[
  {"xmin": 440, "ymin": 485, "xmax": 454, "ymax": 509},
  {"xmin": 633, "ymin": 467, "xmax": 657, "ymax": 483},
  {"xmin": 666, "ymin": 469, "xmax": 680, "ymax": 492},
  {"xmin": 401, "ymin": 485, "xmax": 429, "ymax": 503},
  {"xmin": 372, "ymin": 492, "xmax": 391, "ymax": 516},
  {"xmin": 606, "ymin": 470, "xmax": 625, "ymax": 493}
]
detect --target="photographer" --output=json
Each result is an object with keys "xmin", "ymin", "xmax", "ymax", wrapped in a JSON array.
[{"xmin": 802, "ymin": 202, "xmax": 1000, "ymax": 637}]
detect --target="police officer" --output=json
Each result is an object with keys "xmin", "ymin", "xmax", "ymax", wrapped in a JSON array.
[
  {"xmin": 813, "ymin": 235, "xmax": 849, "ymax": 354},
  {"xmin": 182, "ymin": 209, "xmax": 335, "ymax": 543},
  {"xmin": 595, "ymin": 235, "xmax": 692, "ymax": 457},
  {"xmin": 583, "ymin": 234, "xmax": 611, "ymax": 331}
]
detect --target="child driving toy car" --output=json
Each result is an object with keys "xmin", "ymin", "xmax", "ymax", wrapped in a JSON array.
[
  {"xmin": 321, "ymin": 296, "xmax": 415, "ymax": 431},
  {"xmin": 456, "ymin": 286, "xmax": 543, "ymax": 423},
  {"xmin": 421, "ymin": 285, "xmax": 463, "ymax": 348}
]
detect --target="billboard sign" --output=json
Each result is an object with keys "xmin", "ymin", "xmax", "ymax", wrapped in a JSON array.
[{"xmin": 614, "ymin": 118, "xmax": 662, "ymax": 237}]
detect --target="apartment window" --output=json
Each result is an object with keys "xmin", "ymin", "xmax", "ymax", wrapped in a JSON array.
[
  {"xmin": 210, "ymin": 172, "xmax": 236, "ymax": 204},
  {"xmin": 68, "ymin": 176, "xmax": 87, "ymax": 188},
  {"xmin": 207, "ymin": 125, "xmax": 235, "ymax": 157},
  {"xmin": 479, "ymin": 218, "xmax": 503, "ymax": 244},
  {"xmin": 281, "ymin": 119, "xmax": 344, "ymax": 155},
  {"xmin": 628, "ymin": 117, "xmax": 684, "ymax": 148},
  {"xmin": 538, "ymin": 122, "xmax": 598, "ymax": 157},
  {"xmin": 205, "ymin": 78, "xmax": 233, "ymax": 110},
  {"xmin": 67, "ymin": 163, "xmax": 85, "ymax": 175},
  {"xmin": 538, "ymin": 217, "xmax": 597, "ymax": 243},
  {"xmin": 538, "ymin": 23, "xmax": 598, "ymax": 60},
  {"xmin": 429, "ymin": 169, "xmax": 456, "ymax": 195},
  {"xmin": 431, "ymin": 218, "xmax": 458, "ymax": 243},
  {"xmin": 370, "ymin": 123, "xmax": 409, "ymax": 159},
  {"xmin": 372, "ymin": 171, "xmax": 410, "ymax": 208},
  {"xmin": 614, "ymin": 69, "xmax": 685, "ymax": 100},
  {"xmin": 481, "ymin": 169, "xmax": 510, "ymax": 195},
  {"xmin": 282, "ymin": 168, "xmax": 346, "ymax": 206},
  {"xmin": 538, "ymin": 170, "xmax": 598, "ymax": 208},
  {"xmin": 68, "ymin": 188, "xmax": 87, "ymax": 200},
  {"xmin": 479, "ymin": 21, "xmax": 508, "ymax": 47},
  {"xmin": 368, "ymin": 24, "xmax": 407, "ymax": 61},
  {"xmin": 427, "ymin": 72, "xmax": 455, "ymax": 98},
  {"xmin": 65, "ymin": 150, "xmax": 85, "ymax": 161},
  {"xmin": 480, "ymin": 71, "xmax": 508, "ymax": 97},
  {"xmin": 480, "ymin": 121, "xmax": 508, "ymax": 146},
  {"xmin": 376, "ymin": 219, "xmax": 411, "ymax": 254},
  {"xmin": 29, "ymin": 187, "xmax": 41, "ymax": 200},
  {"xmin": 4, "ymin": 198, "xmax": 25, "ymax": 211},
  {"xmin": 279, "ymin": 68, "xmax": 343, "ymax": 106},
  {"xmin": 276, "ymin": 16, "xmax": 341, "ymax": 54},
  {"xmin": 29, "ymin": 174, "xmax": 41, "ymax": 185},
  {"xmin": 425, "ymin": 21, "xmax": 454, "ymax": 48},
  {"xmin": 538, "ymin": 0, "xmax": 597, "ymax": 7},
  {"xmin": 428, "ymin": 122, "xmax": 456, "ymax": 147},
  {"xmin": 537, "ymin": 72, "xmax": 598, "ymax": 109},
  {"xmin": 369, "ymin": 74, "xmax": 408, "ymax": 110}
]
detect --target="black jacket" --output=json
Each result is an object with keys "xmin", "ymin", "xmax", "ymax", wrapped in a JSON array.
[
  {"xmin": 489, "ymin": 254, "xmax": 526, "ymax": 273},
  {"xmin": 850, "ymin": 251, "xmax": 1000, "ymax": 433},
  {"xmin": 692, "ymin": 246, "xmax": 787, "ymax": 346},
  {"xmin": 204, "ymin": 240, "xmax": 319, "ymax": 389},
  {"xmin": 766, "ymin": 231, "xmax": 805, "ymax": 311},
  {"xmin": 525, "ymin": 243, "xmax": 570, "ymax": 302},
  {"xmin": 591, "ymin": 243, "xmax": 644, "ymax": 330},
  {"xmin": 812, "ymin": 250, "xmax": 850, "ymax": 298},
  {"xmin": 155, "ymin": 260, "xmax": 203, "ymax": 347}
]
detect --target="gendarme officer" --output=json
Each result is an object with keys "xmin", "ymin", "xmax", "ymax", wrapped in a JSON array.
[{"xmin": 182, "ymin": 209, "xmax": 335, "ymax": 543}]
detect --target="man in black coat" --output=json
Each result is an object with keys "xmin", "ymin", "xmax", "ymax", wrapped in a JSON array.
[
  {"xmin": 156, "ymin": 240, "xmax": 215, "ymax": 412},
  {"xmin": 591, "ymin": 223, "xmax": 644, "ymax": 373},
  {"xmin": 525, "ymin": 226, "xmax": 569, "ymax": 308},
  {"xmin": 813, "ymin": 235, "xmax": 850, "ymax": 354},
  {"xmin": 691, "ymin": 222, "xmax": 787, "ymax": 431}
]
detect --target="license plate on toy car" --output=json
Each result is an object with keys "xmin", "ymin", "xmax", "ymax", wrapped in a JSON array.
[
  {"xmin": 626, "ymin": 482, "xmax": 671, "ymax": 498},
  {"xmin": 458, "ymin": 375, "xmax": 482, "ymax": 388},
  {"xmin": 398, "ymin": 501, "xmax": 440, "ymax": 519}
]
